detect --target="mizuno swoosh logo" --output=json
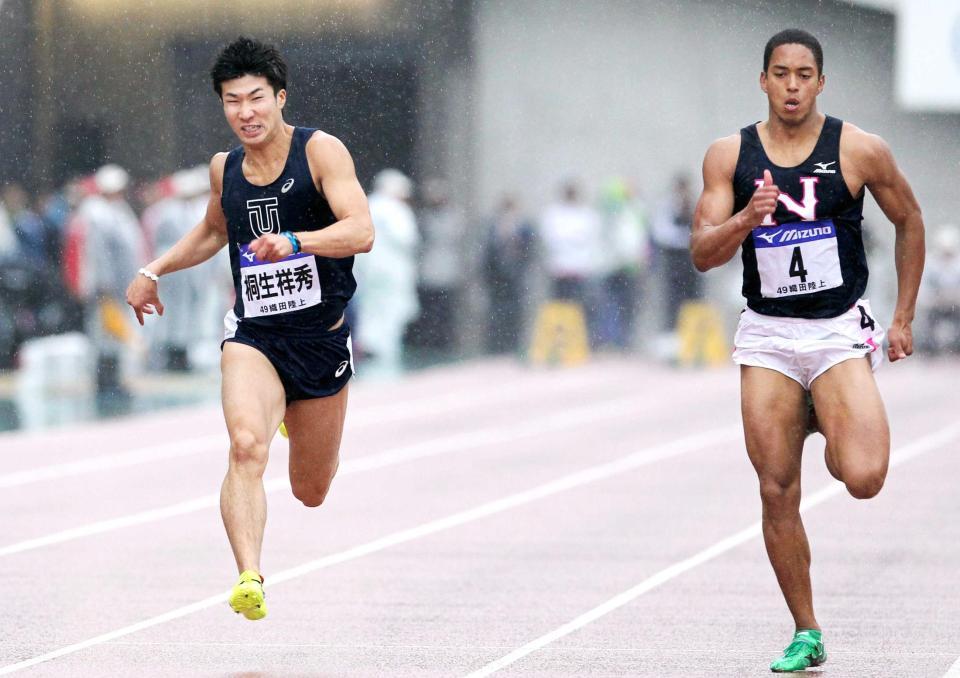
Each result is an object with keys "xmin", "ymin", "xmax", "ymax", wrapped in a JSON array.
[{"xmin": 814, "ymin": 161, "xmax": 836, "ymax": 171}]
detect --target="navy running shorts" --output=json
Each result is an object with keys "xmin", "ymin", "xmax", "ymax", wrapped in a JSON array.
[{"xmin": 222, "ymin": 317, "xmax": 354, "ymax": 403}]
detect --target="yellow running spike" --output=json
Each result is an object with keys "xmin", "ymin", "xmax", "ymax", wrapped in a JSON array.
[{"xmin": 229, "ymin": 570, "xmax": 267, "ymax": 621}]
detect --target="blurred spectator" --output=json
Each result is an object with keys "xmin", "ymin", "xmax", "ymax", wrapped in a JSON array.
[
  {"xmin": 181, "ymin": 165, "xmax": 231, "ymax": 369},
  {"xmin": 412, "ymin": 178, "xmax": 466, "ymax": 355},
  {"xmin": 597, "ymin": 178, "xmax": 650, "ymax": 350},
  {"xmin": 0, "ymin": 200, "xmax": 18, "ymax": 364},
  {"xmin": 482, "ymin": 195, "xmax": 535, "ymax": 354},
  {"xmin": 141, "ymin": 166, "xmax": 210, "ymax": 370},
  {"xmin": 0, "ymin": 198, "xmax": 17, "ymax": 258},
  {"xmin": 921, "ymin": 224, "xmax": 960, "ymax": 355},
  {"xmin": 0, "ymin": 184, "xmax": 76, "ymax": 367},
  {"xmin": 354, "ymin": 169, "xmax": 420, "ymax": 377},
  {"xmin": 1, "ymin": 183, "xmax": 53, "ymax": 270},
  {"xmin": 74, "ymin": 164, "xmax": 146, "ymax": 399},
  {"xmin": 539, "ymin": 180, "xmax": 603, "ymax": 338},
  {"xmin": 651, "ymin": 173, "xmax": 701, "ymax": 331},
  {"xmin": 38, "ymin": 187, "xmax": 71, "ymax": 264}
]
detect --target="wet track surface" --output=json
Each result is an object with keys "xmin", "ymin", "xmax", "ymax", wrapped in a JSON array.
[{"xmin": 3, "ymin": 357, "xmax": 960, "ymax": 677}]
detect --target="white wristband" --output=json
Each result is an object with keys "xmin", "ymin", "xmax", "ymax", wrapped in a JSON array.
[{"xmin": 139, "ymin": 268, "xmax": 160, "ymax": 282}]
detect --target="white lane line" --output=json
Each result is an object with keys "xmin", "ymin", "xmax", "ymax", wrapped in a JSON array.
[
  {"xmin": 0, "ymin": 368, "xmax": 610, "ymax": 490},
  {"xmin": 0, "ymin": 435, "xmax": 225, "ymax": 489},
  {"xmin": 464, "ymin": 422, "xmax": 960, "ymax": 677},
  {"xmin": 0, "ymin": 393, "xmax": 712, "ymax": 557},
  {"xmin": 0, "ymin": 426, "xmax": 741, "ymax": 675},
  {"xmin": 944, "ymin": 655, "xmax": 960, "ymax": 677}
]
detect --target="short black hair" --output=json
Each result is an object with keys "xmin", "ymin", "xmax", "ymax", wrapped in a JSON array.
[
  {"xmin": 764, "ymin": 29, "xmax": 823, "ymax": 75},
  {"xmin": 211, "ymin": 36, "xmax": 288, "ymax": 97}
]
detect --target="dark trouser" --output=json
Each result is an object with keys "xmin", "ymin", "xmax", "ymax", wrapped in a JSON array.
[
  {"xmin": 487, "ymin": 275, "xmax": 524, "ymax": 354},
  {"xmin": 658, "ymin": 248, "xmax": 702, "ymax": 331},
  {"xmin": 410, "ymin": 286, "xmax": 459, "ymax": 351},
  {"xmin": 599, "ymin": 270, "xmax": 640, "ymax": 349}
]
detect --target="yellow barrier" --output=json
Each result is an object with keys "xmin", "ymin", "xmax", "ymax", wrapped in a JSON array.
[
  {"xmin": 676, "ymin": 301, "xmax": 728, "ymax": 367},
  {"xmin": 529, "ymin": 301, "xmax": 590, "ymax": 367},
  {"xmin": 101, "ymin": 298, "xmax": 133, "ymax": 342}
]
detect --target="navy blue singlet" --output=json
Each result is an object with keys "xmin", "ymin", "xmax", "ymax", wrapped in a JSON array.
[
  {"xmin": 221, "ymin": 127, "xmax": 356, "ymax": 331},
  {"xmin": 734, "ymin": 115, "xmax": 867, "ymax": 319}
]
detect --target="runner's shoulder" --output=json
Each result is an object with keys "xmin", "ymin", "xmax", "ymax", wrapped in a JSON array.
[
  {"xmin": 840, "ymin": 122, "xmax": 892, "ymax": 164},
  {"xmin": 703, "ymin": 134, "xmax": 741, "ymax": 180},
  {"xmin": 209, "ymin": 152, "xmax": 230, "ymax": 193},
  {"xmin": 305, "ymin": 130, "xmax": 350, "ymax": 160}
]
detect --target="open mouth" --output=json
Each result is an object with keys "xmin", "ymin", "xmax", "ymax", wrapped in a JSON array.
[
  {"xmin": 785, "ymin": 98, "xmax": 800, "ymax": 112},
  {"xmin": 241, "ymin": 124, "xmax": 263, "ymax": 137}
]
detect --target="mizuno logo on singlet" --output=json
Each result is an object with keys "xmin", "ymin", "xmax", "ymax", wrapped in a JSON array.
[
  {"xmin": 780, "ymin": 226, "xmax": 832, "ymax": 241},
  {"xmin": 756, "ymin": 230, "xmax": 781, "ymax": 244},
  {"xmin": 753, "ymin": 222, "xmax": 835, "ymax": 247},
  {"xmin": 813, "ymin": 161, "xmax": 837, "ymax": 174}
]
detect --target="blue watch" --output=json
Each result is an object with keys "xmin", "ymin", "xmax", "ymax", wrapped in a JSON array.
[{"xmin": 280, "ymin": 231, "xmax": 301, "ymax": 254}]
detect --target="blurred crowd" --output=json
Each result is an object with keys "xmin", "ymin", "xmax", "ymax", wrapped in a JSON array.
[
  {"xmin": 353, "ymin": 170, "xmax": 712, "ymax": 376},
  {"xmin": 3, "ymin": 163, "xmax": 959, "ymax": 392},
  {"xmin": 0, "ymin": 163, "xmax": 232, "ymax": 402}
]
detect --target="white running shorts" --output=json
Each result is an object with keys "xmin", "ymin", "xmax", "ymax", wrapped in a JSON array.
[{"xmin": 732, "ymin": 299, "xmax": 885, "ymax": 390}]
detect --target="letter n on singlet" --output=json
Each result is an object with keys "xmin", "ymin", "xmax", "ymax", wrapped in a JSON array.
[{"xmin": 754, "ymin": 177, "xmax": 820, "ymax": 226}]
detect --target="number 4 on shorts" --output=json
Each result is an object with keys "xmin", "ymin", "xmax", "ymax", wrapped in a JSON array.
[{"xmin": 857, "ymin": 304, "xmax": 875, "ymax": 331}]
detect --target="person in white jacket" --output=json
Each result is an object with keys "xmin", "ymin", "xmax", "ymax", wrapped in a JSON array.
[
  {"xmin": 353, "ymin": 169, "xmax": 419, "ymax": 376},
  {"xmin": 78, "ymin": 164, "xmax": 146, "ymax": 398}
]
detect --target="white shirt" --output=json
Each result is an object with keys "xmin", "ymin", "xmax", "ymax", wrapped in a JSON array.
[{"xmin": 539, "ymin": 202, "xmax": 603, "ymax": 277}]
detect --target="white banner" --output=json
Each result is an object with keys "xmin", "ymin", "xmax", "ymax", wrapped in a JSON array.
[{"xmin": 896, "ymin": 0, "xmax": 960, "ymax": 110}]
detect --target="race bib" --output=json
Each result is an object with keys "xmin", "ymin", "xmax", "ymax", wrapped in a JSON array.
[
  {"xmin": 752, "ymin": 219, "xmax": 843, "ymax": 298},
  {"xmin": 239, "ymin": 244, "xmax": 322, "ymax": 318}
]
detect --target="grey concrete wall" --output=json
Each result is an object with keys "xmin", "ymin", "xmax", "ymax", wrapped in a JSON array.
[
  {"xmin": 0, "ymin": 0, "xmax": 35, "ymax": 184},
  {"xmin": 470, "ymin": 0, "xmax": 958, "ymax": 233}
]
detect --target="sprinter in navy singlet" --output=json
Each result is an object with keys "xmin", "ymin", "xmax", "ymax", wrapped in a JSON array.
[
  {"xmin": 690, "ymin": 30, "xmax": 924, "ymax": 672},
  {"xmin": 126, "ymin": 37, "xmax": 374, "ymax": 621},
  {"xmin": 734, "ymin": 115, "xmax": 868, "ymax": 320},
  {"xmin": 220, "ymin": 125, "xmax": 356, "ymax": 333}
]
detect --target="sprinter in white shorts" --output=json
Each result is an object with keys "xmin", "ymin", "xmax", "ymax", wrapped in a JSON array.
[{"xmin": 690, "ymin": 29, "xmax": 925, "ymax": 673}]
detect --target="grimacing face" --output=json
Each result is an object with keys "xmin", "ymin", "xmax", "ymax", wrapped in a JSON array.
[
  {"xmin": 760, "ymin": 43, "xmax": 824, "ymax": 125},
  {"xmin": 220, "ymin": 74, "xmax": 287, "ymax": 146}
]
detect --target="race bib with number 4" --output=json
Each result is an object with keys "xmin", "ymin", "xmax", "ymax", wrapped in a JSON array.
[
  {"xmin": 752, "ymin": 219, "xmax": 844, "ymax": 298},
  {"xmin": 239, "ymin": 244, "xmax": 322, "ymax": 318}
]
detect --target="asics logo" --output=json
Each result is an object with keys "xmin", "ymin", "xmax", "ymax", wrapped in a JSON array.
[
  {"xmin": 813, "ymin": 161, "xmax": 837, "ymax": 174},
  {"xmin": 335, "ymin": 361, "xmax": 349, "ymax": 377},
  {"xmin": 281, "ymin": 178, "xmax": 295, "ymax": 193}
]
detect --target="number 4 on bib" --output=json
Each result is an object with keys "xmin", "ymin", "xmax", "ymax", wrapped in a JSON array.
[
  {"xmin": 789, "ymin": 246, "xmax": 808, "ymax": 284},
  {"xmin": 752, "ymin": 219, "xmax": 843, "ymax": 298}
]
